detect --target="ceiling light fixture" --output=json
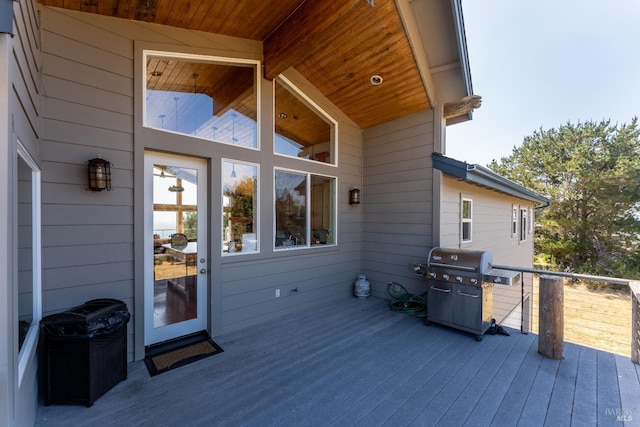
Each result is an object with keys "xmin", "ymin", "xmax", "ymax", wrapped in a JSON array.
[
  {"xmin": 231, "ymin": 113, "xmax": 238, "ymax": 143},
  {"xmin": 151, "ymin": 71, "xmax": 163, "ymax": 77},
  {"xmin": 370, "ymin": 75, "xmax": 383, "ymax": 85}
]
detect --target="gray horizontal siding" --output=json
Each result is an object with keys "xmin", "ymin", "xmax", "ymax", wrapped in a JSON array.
[
  {"xmin": 362, "ymin": 110, "xmax": 435, "ymax": 297},
  {"xmin": 7, "ymin": 1, "xmax": 42, "ymax": 424},
  {"xmin": 40, "ymin": 7, "xmax": 365, "ymax": 353},
  {"xmin": 40, "ymin": 7, "xmax": 137, "ymax": 361},
  {"xmin": 438, "ymin": 176, "xmax": 536, "ymax": 329}
]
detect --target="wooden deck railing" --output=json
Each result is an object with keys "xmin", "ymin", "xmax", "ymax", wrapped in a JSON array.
[{"xmin": 631, "ymin": 281, "xmax": 640, "ymax": 364}]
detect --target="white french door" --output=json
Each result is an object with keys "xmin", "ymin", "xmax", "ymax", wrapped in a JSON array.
[{"xmin": 144, "ymin": 151, "xmax": 208, "ymax": 346}]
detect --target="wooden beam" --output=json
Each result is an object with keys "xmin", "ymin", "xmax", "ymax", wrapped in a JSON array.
[
  {"xmin": 153, "ymin": 204, "xmax": 197, "ymax": 212},
  {"xmin": 263, "ymin": 0, "xmax": 370, "ymax": 80}
]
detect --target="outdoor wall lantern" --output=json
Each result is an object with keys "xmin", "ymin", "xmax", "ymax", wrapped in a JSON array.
[
  {"xmin": 349, "ymin": 187, "xmax": 361, "ymax": 205},
  {"xmin": 87, "ymin": 156, "xmax": 112, "ymax": 191}
]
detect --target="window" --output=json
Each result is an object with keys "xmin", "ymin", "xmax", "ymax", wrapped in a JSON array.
[
  {"xmin": 275, "ymin": 170, "xmax": 335, "ymax": 249},
  {"xmin": 16, "ymin": 142, "xmax": 42, "ymax": 385},
  {"xmin": 222, "ymin": 160, "xmax": 258, "ymax": 254},
  {"xmin": 144, "ymin": 51, "xmax": 259, "ymax": 149},
  {"xmin": 461, "ymin": 198, "xmax": 472, "ymax": 243},
  {"xmin": 520, "ymin": 208, "xmax": 528, "ymax": 242},
  {"xmin": 512, "ymin": 205, "xmax": 518, "ymax": 237},
  {"xmin": 274, "ymin": 76, "xmax": 336, "ymax": 164}
]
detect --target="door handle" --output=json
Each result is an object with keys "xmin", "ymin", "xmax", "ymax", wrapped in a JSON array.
[
  {"xmin": 200, "ymin": 268, "xmax": 207, "ymax": 274},
  {"xmin": 430, "ymin": 286, "xmax": 451, "ymax": 293}
]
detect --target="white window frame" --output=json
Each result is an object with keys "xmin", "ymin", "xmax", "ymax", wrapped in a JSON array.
[
  {"xmin": 461, "ymin": 197, "xmax": 473, "ymax": 243},
  {"xmin": 520, "ymin": 207, "xmax": 528, "ymax": 242},
  {"xmin": 16, "ymin": 141, "xmax": 42, "ymax": 386},
  {"xmin": 221, "ymin": 159, "xmax": 260, "ymax": 256},
  {"xmin": 142, "ymin": 49, "xmax": 261, "ymax": 151},
  {"xmin": 274, "ymin": 75, "xmax": 338, "ymax": 167},
  {"xmin": 274, "ymin": 168, "xmax": 337, "ymax": 250}
]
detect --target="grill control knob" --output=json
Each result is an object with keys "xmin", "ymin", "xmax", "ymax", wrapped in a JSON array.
[
  {"xmin": 470, "ymin": 278, "xmax": 478, "ymax": 285},
  {"xmin": 442, "ymin": 274, "xmax": 449, "ymax": 280},
  {"xmin": 429, "ymin": 272, "xmax": 437, "ymax": 278},
  {"xmin": 456, "ymin": 276, "xmax": 463, "ymax": 282}
]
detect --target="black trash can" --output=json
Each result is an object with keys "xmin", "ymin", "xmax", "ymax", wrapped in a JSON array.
[{"xmin": 41, "ymin": 298, "xmax": 130, "ymax": 407}]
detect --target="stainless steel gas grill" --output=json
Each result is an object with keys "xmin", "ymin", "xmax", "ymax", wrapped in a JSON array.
[{"xmin": 417, "ymin": 247, "xmax": 521, "ymax": 341}]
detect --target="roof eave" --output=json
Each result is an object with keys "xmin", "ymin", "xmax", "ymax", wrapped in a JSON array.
[{"xmin": 432, "ymin": 153, "xmax": 551, "ymax": 207}]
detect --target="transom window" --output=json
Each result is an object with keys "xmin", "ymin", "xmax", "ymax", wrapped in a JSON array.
[
  {"xmin": 275, "ymin": 170, "xmax": 336, "ymax": 249},
  {"xmin": 274, "ymin": 77, "xmax": 336, "ymax": 164},
  {"xmin": 144, "ymin": 51, "xmax": 259, "ymax": 149}
]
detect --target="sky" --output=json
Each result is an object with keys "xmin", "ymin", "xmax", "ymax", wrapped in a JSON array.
[{"xmin": 446, "ymin": 0, "xmax": 640, "ymax": 166}]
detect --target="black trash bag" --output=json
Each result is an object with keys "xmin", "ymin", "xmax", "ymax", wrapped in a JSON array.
[{"xmin": 41, "ymin": 299, "xmax": 130, "ymax": 337}]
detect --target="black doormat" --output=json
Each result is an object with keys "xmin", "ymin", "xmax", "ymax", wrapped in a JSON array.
[{"xmin": 144, "ymin": 331, "xmax": 223, "ymax": 377}]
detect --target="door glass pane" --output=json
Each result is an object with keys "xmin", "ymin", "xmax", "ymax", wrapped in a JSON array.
[
  {"xmin": 222, "ymin": 160, "xmax": 258, "ymax": 254},
  {"xmin": 152, "ymin": 164, "xmax": 198, "ymax": 328},
  {"xmin": 275, "ymin": 171, "xmax": 306, "ymax": 248}
]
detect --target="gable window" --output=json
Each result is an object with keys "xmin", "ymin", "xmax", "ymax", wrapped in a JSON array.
[
  {"xmin": 275, "ymin": 169, "xmax": 335, "ymax": 249},
  {"xmin": 461, "ymin": 197, "xmax": 472, "ymax": 243},
  {"xmin": 223, "ymin": 160, "xmax": 259, "ymax": 254},
  {"xmin": 144, "ymin": 51, "xmax": 259, "ymax": 149},
  {"xmin": 274, "ymin": 76, "xmax": 336, "ymax": 164}
]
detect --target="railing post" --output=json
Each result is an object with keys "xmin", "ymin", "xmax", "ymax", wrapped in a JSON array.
[
  {"xmin": 538, "ymin": 275, "xmax": 564, "ymax": 360},
  {"xmin": 631, "ymin": 281, "xmax": 640, "ymax": 364}
]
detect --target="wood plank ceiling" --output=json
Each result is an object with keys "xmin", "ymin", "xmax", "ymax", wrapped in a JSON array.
[{"xmin": 39, "ymin": 0, "xmax": 432, "ymax": 130}]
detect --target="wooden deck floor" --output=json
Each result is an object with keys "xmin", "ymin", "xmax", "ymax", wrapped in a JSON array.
[{"xmin": 35, "ymin": 297, "xmax": 640, "ymax": 426}]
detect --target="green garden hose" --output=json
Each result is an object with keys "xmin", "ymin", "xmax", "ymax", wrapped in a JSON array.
[{"xmin": 387, "ymin": 281, "xmax": 428, "ymax": 318}]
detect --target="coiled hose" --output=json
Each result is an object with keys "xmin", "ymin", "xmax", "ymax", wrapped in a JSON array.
[{"xmin": 387, "ymin": 281, "xmax": 428, "ymax": 318}]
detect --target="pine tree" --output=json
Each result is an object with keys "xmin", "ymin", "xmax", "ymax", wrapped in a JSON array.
[{"xmin": 489, "ymin": 119, "xmax": 640, "ymax": 278}]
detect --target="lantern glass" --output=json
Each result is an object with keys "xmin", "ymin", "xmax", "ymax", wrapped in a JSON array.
[
  {"xmin": 349, "ymin": 188, "xmax": 361, "ymax": 205},
  {"xmin": 88, "ymin": 158, "xmax": 112, "ymax": 191}
]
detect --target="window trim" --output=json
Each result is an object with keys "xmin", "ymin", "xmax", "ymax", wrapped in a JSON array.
[
  {"xmin": 273, "ymin": 75, "xmax": 338, "ymax": 167},
  {"xmin": 16, "ymin": 140, "xmax": 42, "ymax": 386},
  {"xmin": 142, "ymin": 49, "xmax": 262, "ymax": 151},
  {"xmin": 273, "ymin": 167, "xmax": 338, "ymax": 250},
  {"xmin": 461, "ymin": 196, "xmax": 473, "ymax": 243}
]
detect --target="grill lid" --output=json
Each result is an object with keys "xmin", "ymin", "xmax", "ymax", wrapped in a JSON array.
[{"xmin": 427, "ymin": 247, "xmax": 492, "ymax": 274}]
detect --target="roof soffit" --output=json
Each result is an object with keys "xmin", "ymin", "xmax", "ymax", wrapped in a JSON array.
[{"xmin": 38, "ymin": 0, "xmax": 471, "ymax": 129}]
